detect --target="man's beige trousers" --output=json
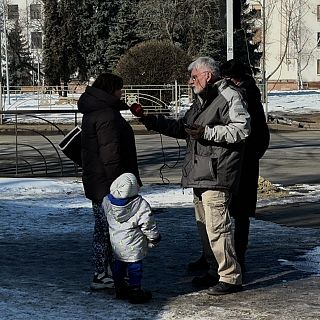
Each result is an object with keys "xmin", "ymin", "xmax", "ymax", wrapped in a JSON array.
[{"xmin": 194, "ymin": 189, "xmax": 242, "ymax": 285}]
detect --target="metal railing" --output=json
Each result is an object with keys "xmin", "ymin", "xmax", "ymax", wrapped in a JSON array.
[
  {"xmin": 0, "ymin": 84, "xmax": 193, "ymax": 119},
  {"xmin": 0, "ymin": 84, "xmax": 194, "ymax": 177},
  {"xmin": 0, "ymin": 110, "xmax": 81, "ymax": 177}
]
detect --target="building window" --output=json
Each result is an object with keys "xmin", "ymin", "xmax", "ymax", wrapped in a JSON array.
[
  {"xmin": 8, "ymin": 5, "xmax": 19, "ymax": 20},
  {"xmin": 30, "ymin": 4, "xmax": 41, "ymax": 20},
  {"xmin": 317, "ymin": 60, "xmax": 320, "ymax": 74},
  {"xmin": 317, "ymin": 5, "xmax": 320, "ymax": 22},
  {"xmin": 31, "ymin": 32, "xmax": 42, "ymax": 49},
  {"xmin": 318, "ymin": 33, "xmax": 320, "ymax": 47}
]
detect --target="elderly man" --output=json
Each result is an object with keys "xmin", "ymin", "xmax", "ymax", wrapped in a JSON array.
[{"xmin": 138, "ymin": 56, "xmax": 250, "ymax": 295}]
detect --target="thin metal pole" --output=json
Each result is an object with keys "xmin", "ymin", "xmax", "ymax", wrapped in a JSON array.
[
  {"xmin": 0, "ymin": 30, "xmax": 2, "ymax": 124},
  {"xmin": 262, "ymin": 0, "xmax": 268, "ymax": 118},
  {"xmin": 226, "ymin": 0, "xmax": 234, "ymax": 60},
  {"xmin": 3, "ymin": 0, "xmax": 10, "ymax": 105},
  {"xmin": 15, "ymin": 113, "xmax": 18, "ymax": 175},
  {"xmin": 174, "ymin": 80, "xmax": 178, "ymax": 119}
]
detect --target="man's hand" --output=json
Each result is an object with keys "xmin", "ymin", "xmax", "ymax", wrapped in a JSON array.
[
  {"xmin": 185, "ymin": 124, "xmax": 205, "ymax": 140},
  {"xmin": 139, "ymin": 114, "xmax": 158, "ymax": 131}
]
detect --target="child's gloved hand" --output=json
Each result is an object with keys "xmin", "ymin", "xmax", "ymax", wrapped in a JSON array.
[
  {"xmin": 148, "ymin": 242, "xmax": 156, "ymax": 249},
  {"xmin": 147, "ymin": 234, "xmax": 162, "ymax": 248}
]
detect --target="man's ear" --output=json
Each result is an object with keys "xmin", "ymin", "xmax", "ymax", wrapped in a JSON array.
[{"xmin": 206, "ymin": 72, "xmax": 213, "ymax": 83}]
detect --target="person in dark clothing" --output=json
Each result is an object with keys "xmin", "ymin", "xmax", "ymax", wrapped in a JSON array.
[
  {"xmin": 77, "ymin": 73, "xmax": 141, "ymax": 290},
  {"xmin": 135, "ymin": 57, "xmax": 251, "ymax": 295},
  {"xmin": 220, "ymin": 59, "xmax": 270, "ymax": 272}
]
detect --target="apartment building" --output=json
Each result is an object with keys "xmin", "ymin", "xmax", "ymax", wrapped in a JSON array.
[
  {"xmin": 249, "ymin": 0, "xmax": 320, "ymax": 90},
  {"xmin": 2, "ymin": 0, "xmax": 43, "ymax": 84}
]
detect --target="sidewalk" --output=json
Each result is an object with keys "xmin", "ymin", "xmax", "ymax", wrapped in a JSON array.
[{"xmin": 1, "ymin": 196, "xmax": 319, "ymax": 319}]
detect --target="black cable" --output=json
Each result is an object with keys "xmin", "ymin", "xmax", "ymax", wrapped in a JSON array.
[{"xmin": 158, "ymin": 133, "xmax": 182, "ymax": 184}]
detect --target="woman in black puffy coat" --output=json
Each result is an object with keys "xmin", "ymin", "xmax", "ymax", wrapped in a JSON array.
[{"xmin": 77, "ymin": 73, "xmax": 141, "ymax": 290}]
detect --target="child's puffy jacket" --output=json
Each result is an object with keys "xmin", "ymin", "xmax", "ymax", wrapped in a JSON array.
[{"xmin": 102, "ymin": 195, "xmax": 160, "ymax": 262}]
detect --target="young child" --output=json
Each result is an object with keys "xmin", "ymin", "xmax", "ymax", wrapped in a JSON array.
[{"xmin": 102, "ymin": 173, "xmax": 161, "ymax": 304}]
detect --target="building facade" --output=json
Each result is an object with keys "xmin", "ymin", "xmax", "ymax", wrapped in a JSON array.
[
  {"xmin": 2, "ymin": 0, "xmax": 43, "ymax": 85},
  {"xmin": 249, "ymin": 0, "xmax": 320, "ymax": 90}
]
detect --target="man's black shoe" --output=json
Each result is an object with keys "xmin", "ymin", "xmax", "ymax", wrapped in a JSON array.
[
  {"xmin": 187, "ymin": 255, "xmax": 209, "ymax": 272},
  {"xmin": 192, "ymin": 273, "xmax": 219, "ymax": 288},
  {"xmin": 206, "ymin": 281, "xmax": 243, "ymax": 295}
]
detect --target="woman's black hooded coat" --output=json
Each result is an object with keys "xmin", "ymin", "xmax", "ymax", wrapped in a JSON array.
[{"xmin": 77, "ymin": 86, "xmax": 141, "ymax": 202}]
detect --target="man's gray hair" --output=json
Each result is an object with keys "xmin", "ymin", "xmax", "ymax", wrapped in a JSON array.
[{"xmin": 188, "ymin": 56, "xmax": 220, "ymax": 80}]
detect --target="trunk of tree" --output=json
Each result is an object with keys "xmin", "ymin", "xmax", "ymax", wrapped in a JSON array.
[
  {"xmin": 297, "ymin": 57, "xmax": 303, "ymax": 90},
  {"xmin": 63, "ymin": 81, "xmax": 68, "ymax": 97}
]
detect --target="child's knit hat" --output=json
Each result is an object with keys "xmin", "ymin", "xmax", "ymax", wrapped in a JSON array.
[{"xmin": 110, "ymin": 173, "xmax": 139, "ymax": 199}]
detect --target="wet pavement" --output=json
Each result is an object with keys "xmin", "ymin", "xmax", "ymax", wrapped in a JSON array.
[
  {"xmin": 1, "ymin": 123, "xmax": 320, "ymax": 319},
  {"xmin": 0, "ymin": 197, "xmax": 319, "ymax": 319}
]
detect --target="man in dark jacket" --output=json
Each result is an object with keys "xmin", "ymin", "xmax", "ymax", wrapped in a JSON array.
[
  {"xmin": 78, "ymin": 73, "xmax": 141, "ymax": 290},
  {"xmin": 139, "ymin": 57, "xmax": 250, "ymax": 295}
]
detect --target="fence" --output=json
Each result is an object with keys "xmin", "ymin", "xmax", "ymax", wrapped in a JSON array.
[
  {"xmin": 0, "ymin": 110, "xmax": 82, "ymax": 177},
  {"xmin": 0, "ymin": 83, "xmax": 193, "ymax": 177},
  {"xmin": 0, "ymin": 84, "xmax": 193, "ymax": 118}
]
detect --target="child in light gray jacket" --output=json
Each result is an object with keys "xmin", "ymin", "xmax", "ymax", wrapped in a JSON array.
[{"xmin": 102, "ymin": 173, "xmax": 161, "ymax": 304}]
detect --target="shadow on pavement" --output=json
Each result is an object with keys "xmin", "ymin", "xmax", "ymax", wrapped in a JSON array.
[{"xmin": 1, "ymin": 200, "xmax": 319, "ymax": 318}]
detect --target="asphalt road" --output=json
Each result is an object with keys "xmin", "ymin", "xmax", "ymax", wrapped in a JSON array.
[
  {"xmin": 0, "ymin": 127, "xmax": 319, "ymax": 186},
  {"xmin": 135, "ymin": 129, "xmax": 320, "ymax": 186}
]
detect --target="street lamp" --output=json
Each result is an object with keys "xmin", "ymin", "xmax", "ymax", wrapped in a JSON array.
[
  {"xmin": 226, "ymin": 0, "xmax": 234, "ymax": 60},
  {"xmin": 2, "ymin": 0, "xmax": 10, "ymax": 106},
  {"xmin": 261, "ymin": 0, "xmax": 268, "ymax": 118}
]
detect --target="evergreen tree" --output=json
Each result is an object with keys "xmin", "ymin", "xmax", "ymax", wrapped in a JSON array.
[
  {"xmin": 7, "ymin": 21, "xmax": 32, "ymax": 86},
  {"xmin": 43, "ymin": 0, "xmax": 62, "ymax": 87},
  {"xmin": 82, "ymin": 0, "xmax": 120, "ymax": 76},
  {"xmin": 233, "ymin": 0, "xmax": 262, "ymax": 73},
  {"xmin": 199, "ymin": 29, "xmax": 223, "ymax": 62},
  {"xmin": 106, "ymin": 0, "xmax": 141, "ymax": 71},
  {"xmin": 59, "ymin": 0, "xmax": 85, "ymax": 94},
  {"xmin": 77, "ymin": 0, "xmax": 95, "ymax": 81},
  {"xmin": 214, "ymin": 0, "xmax": 262, "ymax": 71}
]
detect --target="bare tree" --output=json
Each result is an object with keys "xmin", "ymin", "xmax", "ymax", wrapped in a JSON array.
[
  {"xmin": 256, "ymin": 0, "xmax": 315, "ymax": 89},
  {"xmin": 289, "ymin": 0, "xmax": 314, "ymax": 89},
  {"xmin": 136, "ymin": 0, "xmax": 221, "ymax": 57}
]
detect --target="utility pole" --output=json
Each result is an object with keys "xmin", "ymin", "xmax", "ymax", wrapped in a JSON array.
[
  {"xmin": 0, "ymin": 31, "xmax": 2, "ymax": 125},
  {"xmin": 2, "ymin": 0, "xmax": 10, "ymax": 106},
  {"xmin": 0, "ymin": 1, "xmax": 4, "ymax": 123},
  {"xmin": 261, "ymin": 0, "xmax": 268, "ymax": 118},
  {"xmin": 226, "ymin": 0, "xmax": 234, "ymax": 60}
]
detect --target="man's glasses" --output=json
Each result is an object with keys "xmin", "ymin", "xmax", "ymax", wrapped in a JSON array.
[{"xmin": 189, "ymin": 71, "xmax": 210, "ymax": 82}]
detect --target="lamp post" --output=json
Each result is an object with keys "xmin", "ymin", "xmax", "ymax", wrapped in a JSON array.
[
  {"xmin": 0, "ymin": 9, "xmax": 2, "ymax": 124},
  {"xmin": 2, "ymin": 0, "xmax": 10, "ymax": 106},
  {"xmin": 226, "ymin": 0, "xmax": 234, "ymax": 60},
  {"xmin": 261, "ymin": 0, "xmax": 268, "ymax": 118}
]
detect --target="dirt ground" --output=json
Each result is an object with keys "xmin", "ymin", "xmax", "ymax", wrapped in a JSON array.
[{"xmin": 268, "ymin": 112, "xmax": 320, "ymax": 130}]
